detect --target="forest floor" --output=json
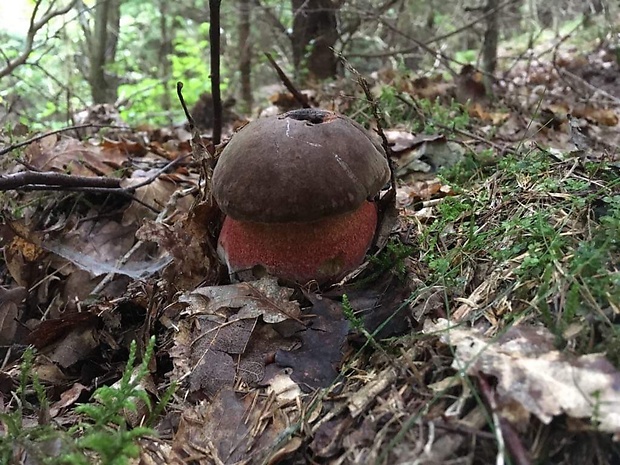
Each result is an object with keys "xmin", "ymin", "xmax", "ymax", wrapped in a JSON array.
[{"xmin": 0, "ymin": 29, "xmax": 619, "ymax": 465}]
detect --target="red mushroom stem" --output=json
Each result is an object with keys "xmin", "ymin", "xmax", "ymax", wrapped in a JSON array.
[{"xmin": 218, "ymin": 201, "xmax": 378, "ymax": 284}]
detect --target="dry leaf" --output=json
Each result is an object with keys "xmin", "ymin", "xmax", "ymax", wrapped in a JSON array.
[
  {"xmin": 173, "ymin": 390, "xmax": 296, "ymax": 464},
  {"xmin": 275, "ymin": 294, "xmax": 349, "ymax": 391},
  {"xmin": 426, "ymin": 320, "xmax": 620, "ymax": 434},
  {"xmin": 0, "ymin": 286, "xmax": 26, "ymax": 345},
  {"xmin": 180, "ymin": 276, "xmax": 301, "ymax": 324}
]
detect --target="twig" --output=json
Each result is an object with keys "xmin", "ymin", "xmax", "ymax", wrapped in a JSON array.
[
  {"xmin": 0, "ymin": 171, "xmax": 119, "ymax": 190},
  {"xmin": 477, "ymin": 374, "xmax": 531, "ymax": 465},
  {"xmin": 345, "ymin": 0, "xmax": 518, "ymax": 58},
  {"xmin": 209, "ymin": 0, "xmax": 222, "ymax": 145},
  {"xmin": 435, "ymin": 124, "xmax": 517, "ymax": 155},
  {"xmin": 340, "ymin": 55, "xmax": 396, "ymax": 192},
  {"xmin": 0, "ymin": 153, "xmax": 186, "ymax": 213},
  {"xmin": 0, "ymin": 123, "xmax": 130, "ymax": 157},
  {"xmin": 553, "ymin": 53, "xmax": 620, "ymax": 105},
  {"xmin": 395, "ymin": 89, "xmax": 517, "ymax": 156},
  {"xmin": 429, "ymin": 0, "xmax": 518, "ymax": 46},
  {"xmin": 0, "ymin": 154, "xmax": 185, "ymax": 193},
  {"xmin": 376, "ymin": 17, "xmax": 458, "ymax": 78},
  {"xmin": 177, "ymin": 82, "xmax": 215, "ymax": 203},
  {"xmin": 91, "ymin": 239, "xmax": 144, "ymax": 294},
  {"xmin": 264, "ymin": 52, "xmax": 310, "ymax": 108},
  {"xmin": 16, "ymin": 185, "xmax": 158, "ymax": 212},
  {"xmin": 126, "ymin": 155, "xmax": 189, "ymax": 190},
  {"xmin": 176, "ymin": 82, "xmax": 196, "ymax": 130},
  {"xmin": 252, "ymin": 0, "xmax": 289, "ymax": 38}
]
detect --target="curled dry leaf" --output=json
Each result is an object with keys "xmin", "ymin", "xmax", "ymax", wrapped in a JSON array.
[
  {"xmin": 26, "ymin": 313, "xmax": 101, "ymax": 368},
  {"xmin": 171, "ymin": 278, "xmax": 301, "ymax": 395},
  {"xmin": 119, "ymin": 168, "xmax": 194, "ymax": 226},
  {"xmin": 24, "ymin": 137, "xmax": 127, "ymax": 177},
  {"xmin": 137, "ymin": 203, "xmax": 222, "ymax": 290},
  {"xmin": 395, "ymin": 138, "xmax": 465, "ymax": 178},
  {"xmin": 0, "ymin": 286, "xmax": 27, "ymax": 345},
  {"xmin": 426, "ymin": 319, "xmax": 620, "ymax": 434},
  {"xmin": 384, "ymin": 129, "xmax": 419, "ymax": 154},
  {"xmin": 179, "ymin": 276, "xmax": 301, "ymax": 324},
  {"xmin": 0, "ymin": 222, "xmax": 47, "ymax": 287},
  {"xmin": 49, "ymin": 383, "xmax": 88, "ymax": 418}
]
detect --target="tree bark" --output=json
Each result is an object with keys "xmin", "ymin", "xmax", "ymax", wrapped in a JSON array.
[
  {"xmin": 291, "ymin": 0, "xmax": 339, "ymax": 81},
  {"xmin": 159, "ymin": 0, "xmax": 173, "ymax": 123},
  {"xmin": 238, "ymin": 0, "xmax": 253, "ymax": 113},
  {"xmin": 482, "ymin": 0, "xmax": 499, "ymax": 95},
  {"xmin": 89, "ymin": 0, "xmax": 121, "ymax": 103}
]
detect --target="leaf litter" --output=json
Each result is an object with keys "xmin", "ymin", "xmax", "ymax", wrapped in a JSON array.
[
  {"xmin": 426, "ymin": 319, "xmax": 620, "ymax": 436},
  {"xmin": 0, "ymin": 35, "xmax": 620, "ymax": 465}
]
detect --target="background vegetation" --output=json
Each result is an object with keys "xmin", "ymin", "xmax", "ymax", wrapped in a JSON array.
[{"xmin": 0, "ymin": 0, "xmax": 615, "ymax": 128}]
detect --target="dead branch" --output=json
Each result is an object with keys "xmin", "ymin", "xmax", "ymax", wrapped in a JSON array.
[
  {"xmin": 0, "ymin": 171, "xmax": 119, "ymax": 191},
  {"xmin": 0, "ymin": 123, "xmax": 130, "ymax": 157},
  {"xmin": 253, "ymin": 0, "xmax": 289, "ymax": 38},
  {"xmin": 0, "ymin": 0, "xmax": 79, "ymax": 79},
  {"xmin": 477, "ymin": 374, "xmax": 531, "ymax": 465},
  {"xmin": 177, "ymin": 82, "xmax": 215, "ymax": 203},
  {"xmin": 0, "ymin": 155, "xmax": 184, "ymax": 216},
  {"xmin": 345, "ymin": 0, "xmax": 517, "ymax": 60},
  {"xmin": 264, "ymin": 52, "xmax": 310, "ymax": 108}
]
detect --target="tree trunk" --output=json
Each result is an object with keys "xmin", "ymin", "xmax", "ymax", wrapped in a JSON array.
[
  {"xmin": 89, "ymin": 0, "xmax": 121, "ymax": 103},
  {"xmin": 291, "ymin": 0, "xmax": 339, "ymax": 81},
  {"xmin": 159, "ymin": 0, "xmax": 173, "ymax": 123},
  {"xmin": 482, "ymin": 0, "xmax": 499, "ymax": 95},
  {"xmin": 238, "ymin": 0, "xmax": 253, "ymax": 113}
]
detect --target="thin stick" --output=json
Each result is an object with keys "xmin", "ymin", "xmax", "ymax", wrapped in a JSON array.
[
  {"xmin": 0, "ymin": 123, "xmax": 130, "ymax": 157},
  {"xmin": 478, "ymin": 374, "xmax": 531, "ymax": 465},
  {"xmin": 209, "ymin": 0, "xmax": 222, "ymax": 145},
  {"xmin": 0, "ymin": 171, "xmax": 119, "ymax": 190},
  {"xmin": 340, "ymin": 55, "xmax": 396, "ymax": 192},
  {"xmin": 264, "ymin": 52, "xmax": 310, "ymax": 108},
  {"xmin": 176, "ymin": 82, "xmax": 197, "ymax": 130},
  {"xmin": 0, "ymin": 154, "xmax": 185, "ymax": 193}
]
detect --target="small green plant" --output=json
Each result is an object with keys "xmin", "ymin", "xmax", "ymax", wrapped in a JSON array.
[
  {"xmin": 0, "ymin": 337, "xmax": 172, "ymax": 465},
  {"xmin": 0, "ymin": 347, "xmax": 57, "ymax": 464},
  {"xmin": 342, "ymin": 294, "xmax": 382, "ymax": 350},
  {"xmin": 359, "ymin": 239, "xmax": 415, "ymax": 286},
  {"xmin": 439, "ymin": 149, "xmax": 496, "ymax": 186},
  {"xmin": 66, "ymin": 338, "xmax": 159, "ymax": 465},
  {"xmin": 342, "ymin": 293, "xmax": 363, "ymax": 331},
  {"xmin": 416, "ymin": 98, "xmax": 470, "ymax": 134}
]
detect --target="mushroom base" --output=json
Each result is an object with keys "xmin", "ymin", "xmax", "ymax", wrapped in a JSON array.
[{"xmin": 217, "ymin": 201, "xmax": 378, "ymax": 284}]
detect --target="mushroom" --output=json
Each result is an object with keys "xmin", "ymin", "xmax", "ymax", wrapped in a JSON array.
[{"xmin": 212, "ymin": 108, "xmax": 390, "ymax": 284}]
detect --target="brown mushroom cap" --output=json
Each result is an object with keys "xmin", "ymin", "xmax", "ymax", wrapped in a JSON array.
[{"xmin": 212, "ymin": 109, "xmax": 390, "ymax": 223}]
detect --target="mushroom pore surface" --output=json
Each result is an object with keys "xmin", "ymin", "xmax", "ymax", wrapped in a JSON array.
[
  {"xmin": 212, "ymin": 109, "xmax": 390, "ymax": 223},
  {"xmin": 218, "ymin": 201, "xmax": 378, "ymax": 283}
]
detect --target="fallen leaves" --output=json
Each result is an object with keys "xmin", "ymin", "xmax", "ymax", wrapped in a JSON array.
[
  {"xmin": 385, "ymin": 131, "xmax": 465, "ymax": 180},
  {"xmin": 172, "ymin": 390, "xmax": 299, "ymax": 464},
  {"xmin": 24, "ymin": 136, "xmax": 128, "ymax": 177},
  {"xmin": 180, "ymin": 277, "xmax": 302, "ymax": 324},
  {"xmin": 426, "ymin": 320, "xmax": 620, "ymax": 436},
  {"xmin": 0, "ymin": 286, "xmax": 26, "ymax": 345},
  {"xmin": 171, "ymin": 277, "xmax": 302, "ymax": 396},
  {"xmin": 275, "ymin": 294, "xmax": 350, "ymax": 391}
]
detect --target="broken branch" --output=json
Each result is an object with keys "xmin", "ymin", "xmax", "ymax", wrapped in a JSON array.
[{"xmin": 264, "ymin": 52, "xmax": 310, "ymax": 108}]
